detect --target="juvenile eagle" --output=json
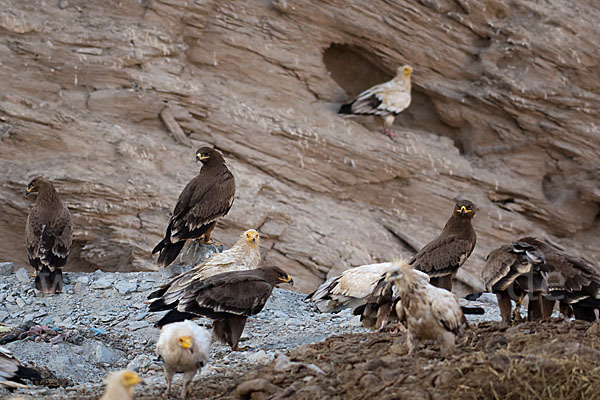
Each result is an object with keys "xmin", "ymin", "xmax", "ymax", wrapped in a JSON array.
[
  {"xmin": 338, "ymin": 65, "xmax": 413, "ymax": 137},
  {"xmin": 149, "ymin": 267, "xmax": 293, "ymax": 351},
  {"xmin": 387, "ymin": 260, "xmax": 466, "ymax": 357},
  {"xmin": 156, "ymin": 320, "xmax": 211, "ymax": 399},
  {"xmin": 0, "ymin": 345, "xmax": 41, "ymax": 389},
  {"xmin": 25, "ymin": 177, "xmax": 73, "ymax": 293},
  {"xmin": 519, "ymin": 237, "xmax": 600, "ymax": 321},
  {"xmin": 482, "ymin": 241, "xmax": 548, "ymax": 323},
  {"xmin": 99, "ymin": 370, "xmax": 141, "ymax": 400},
  {"xmin": 147, "ymin": 229, "xmax": 261, "ymax": 310},
  {"xmin": 153, "ymin": 147, "xmax": 235, "ymax": 267}
]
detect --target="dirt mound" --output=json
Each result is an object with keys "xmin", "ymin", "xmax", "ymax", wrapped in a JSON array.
[{"xmin": 186, "ymin": 320, "xmax": 600, "ymax": 400}]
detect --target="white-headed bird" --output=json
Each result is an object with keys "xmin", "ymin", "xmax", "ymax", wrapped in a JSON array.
[
  {"xmin": 338, "ymin": 65, "xmax": 413, "ymax": 138},
  {"xmin": 99, "ymin": 370, "xmax": 141, "ymax": 400},
  {"xmin": 156, "ymin": 320, "xmax": 211, "ymax": 399},
  {"xmin": 387, "ymin": 260, "xmax": 466, "ymax": 357}
]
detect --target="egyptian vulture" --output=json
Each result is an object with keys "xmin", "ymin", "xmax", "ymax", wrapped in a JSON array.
[
  {"xmin": 25, "ymin": 177, "xmax": 73, "ymax": 293},
  {"xmin": 99, "ymin": 370, "xmax": 141, "ymax": 400},
  {"xmin": 482, "ymin": 241, "xmax": 548, "ymax": 323},
  {"xmin": 147, "ymin": 229, "xmax": 261, "ymax": 310},
  {"xmin": 156, "ymin": 320, "xmax": 211, "ymax": 399},
  {"xmin": 387, "ymin": 260, "xmax": 466, "ymax": 357},
  {"xmin": 0, "ymin": 345, "xmax": 41, "ymax": 389},
  {"xmin": 152, "ymin": 147, "xmax": 236, "ymax": 267},
  {"xmin": 519, "ymin": 237, "xmax": 600, "ymax": 321},
  {"xmin": 149, "ymin": 267, "xmax": 293, "ymax": 351},
  {"xmin": 338, "ymin": 65, "xmax": 413, "ymax": 137}
]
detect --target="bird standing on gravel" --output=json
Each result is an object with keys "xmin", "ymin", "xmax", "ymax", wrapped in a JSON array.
[
  {"xmin": 25, "ymin": 177, "xmax": 73, "ymax": 293},
  {"xmin": 149, "ymin": 267, "xmax": 293, "ymax": 351},
  {"xmin": 0, "ymin": 345, "xmax": 41, "ymax": 389},
  {"xmin": 156, "ymin": 320, "xmax": 211, "ymax": 399},
  {"xmin": 338, "ymin": 65, "xmax": 413, "ymax": 138},
  {"xmin": 147, "ymin": 229, "xmax": 261, "ymax": 310},
  {"xmin": 152, "ymin": 147, "xmax": 236, "ymax": 268},
  {"xmin": 387, "ymin": 260, "xmax": 466, "ymax": 357},
  {"xmin": 99, "ymin": 370, "xmax": 141, "ymax": 400}
]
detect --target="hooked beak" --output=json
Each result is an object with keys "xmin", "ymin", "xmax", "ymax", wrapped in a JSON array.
[
  {"xmin": 280, "ymin": 275, "xmax": 294, "ymax": 286},
  {"xmin": 178, "ymin": 336, "xmax": 193, "ymax": 349},
  {"xmin": 459, "ymin": 206, "xmax": 468, "ymax": 215},
  {"xmin": 384, "ymin": 271, "xmax": 401, "ymax": 282},
  {"xmin": 25, "ymin": 186, "xmax": 34, "ymax": 197},
  {"xmin": 196, "ymin": 153, "xmax": 209, "ymax": 162}
]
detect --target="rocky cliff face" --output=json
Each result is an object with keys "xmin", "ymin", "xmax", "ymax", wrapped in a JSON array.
[{"xmin": 1, "ymin": 0, "xmax": 598, "ymax": 293}]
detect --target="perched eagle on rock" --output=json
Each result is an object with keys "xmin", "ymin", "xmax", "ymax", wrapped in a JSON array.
[
  {"xmin": 156, "ymin": 320, "xmax": 211, "ymax": 399},
  {"xmin": 147, "ymin": 229, "xmax": 261, "ymax": 310},
  {"xmin": 25, "ymin": 177, "xmax": 73, "ymax": 293},
  {"xmin": 153, "ymin": 147, "xmax": 235, "ymax": 268},
  {"xmin": 387, "ymin": 260, "xmax": 466, "ymax": 357},
  {"xmin": 149, "ymin": 267, "xmax": 293, "ymax": 351},
  {"xmin": 482, "ymin": 241, "xmax": 548, "ymax": 324},
  {"xmin": 338, "ymin": 65, "xmax": 413, "ymax": 138},
  {"xmin": 99, "ymin": 370, "xmax": 141, "ymax": 400},
  {"xmin": 0, "ymin": 345, "xmax": 41, "ymax": 389},
  {"xmin": 519, "ymin": 237, "xmax": 600, "ymax": 321}
]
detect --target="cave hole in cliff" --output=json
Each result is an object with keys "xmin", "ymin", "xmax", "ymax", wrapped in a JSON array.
[{"xmin": 323, "ymin": 44, "xmax": 463, "ymax": 153}]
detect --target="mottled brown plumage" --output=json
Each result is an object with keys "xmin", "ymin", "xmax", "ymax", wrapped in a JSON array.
[
  {"xmin": 149, "ymin": 267, "xmax": 293, "ymax": 351},
  {"xmin": 25, "ymin": 177, "xmax": 73, "ymax": 293},
  {"xmin": 410, "ymin": 199, "xmax": 477, "ymax": 292},
  {"xmin": 519, "ymin": 237, "xmax": 600, "ymax": 321},
  {"xmin": 153, "ymin": 147, "xmax": 235, "ymax": 268},
  {"xmin": 483, "ymin": 241, "xmax": 548, "ymax": 323}
]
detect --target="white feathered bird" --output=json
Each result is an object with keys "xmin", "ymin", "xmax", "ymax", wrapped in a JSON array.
[
  {"xmin": 305, "ymin": 262, "xmax": 401, "ymax": 312},
  {"xmin": 338, "ymin": 65, "xmax": 413, "ymax": 137},
  {"xmin": 156, "ymin": 320, "xmax": 211, "ymax": 399},
  {"xmin": 99, "ymin": 370, "xmax": 141, "ymax": 400},
  {"xmin": 387, "ymin": 260, "xmax": 466, "ymax": 357}
]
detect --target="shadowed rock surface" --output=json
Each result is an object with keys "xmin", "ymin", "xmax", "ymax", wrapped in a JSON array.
[{"xmin": 0, "ymin": 0, "xmax": 598, "ymax": 294}]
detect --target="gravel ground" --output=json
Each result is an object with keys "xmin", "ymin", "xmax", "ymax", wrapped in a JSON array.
[{"xmin": 0, "ymin": 261, "xmax": 502, "ymax": 399}]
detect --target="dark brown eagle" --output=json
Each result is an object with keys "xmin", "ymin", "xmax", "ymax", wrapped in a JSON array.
[
  {"xmin": 25, "ymin": 177, "xmax": 73, "ymax": 293},
  {"xmin": 519, "ymin": 237, "xmax": 600, "ymax": 321},
  {"xmin": 152, "ymin": 147, "xmax": 235, "ymax": 268},
  {"xmin": 0, "ymin": 345, "xmax": 41, "ymax": 389},
  {"xmin": 353, "ymin": 199, "xmax": 478, "ymax": 329},
  {"xmin": 148, "ymin": 267, "xmax": 293, "ymax": 351},
  {"xmin": 482, "ymin": 241, "xmax": 548, "ymax": 323}
]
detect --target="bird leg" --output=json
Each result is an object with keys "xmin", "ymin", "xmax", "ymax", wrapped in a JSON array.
[
  {"xmin": 496, "ymin": 292, "xmax": 512, "ymax": 325},
  {"xmin": 163, "ymin": 366, "xmax": 174, "ymax": 397},
  {"xmin": 181, "ymin": 370, "xmax": 196, "ymax": 399},
  {"xmin": 381, "ymin": 115, "xmax": 397, "ymax": 138},
  {"xmin": 439, "ymin": 331, "xmax": 456, "ymax": 358},
  {"xmin": 199, "ymin": 223, "xmax": 217, "ymax": 245},
  {"xmin": 407, "ymin": 331, "xmax": 419, "ymax": 354},
  {"xmin": 512, "ymin": 293, "xmax": 525, "ymax": 322}
]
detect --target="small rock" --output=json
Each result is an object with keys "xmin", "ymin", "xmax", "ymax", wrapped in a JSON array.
[
  {"xmin": 128, "ymin": 320, "xmax": 150, "ymax": 331},
  {"xmin": 305, "ymin": 363, "xmax": 326, "ymax": 375},
  {"xmin": 90, "ymin": 327, "xmax": 107, "ymax": 336},
  {"xmin": 92, "ymin": 275, "xmax": 115, "ymax": 290},
  {"xmin": 347, "ymin": 315, "xmax": 363, "ymax": 327},
  {"xmin": 234, "ymin": 378, "xmax": 281, "ymax": 397},
  {"xmin": 273, "ymin": 354, "xmax": 295, "ymax": 372},
  {"xmin": 15, "ymin": 298, "xmax": 26, "ymax": 309},
  {"xmin": 95, "ymin": 343, "xmax": 119, "ymax": 364},
  {"xmin": 6, "ymin": 295, "xmax": 15, "ymax": 303},
  {"xmin": 58, "ymin": 0, "xmax": 69, "ymax": 9},
  {"xmin": 247, "ymin": 350, "xmax": 272, "ymax": 365},
  {"xmin": 126, "ymin": 354, "xmax": 154, "ymax": 372},
  {"xmin": 0, "ymin": 262, "xmax": 13, "ymax": 276},
  {"xmin": 0, "ymin": 310, "xmax": 9, "ymax": 322},
  {"xmin": 115, "ymin": 279, "xmax": 137, "ymax": 295},
  {"xmin": 15, "ymin": 268, "xmax": 30, "ymax": 284}
]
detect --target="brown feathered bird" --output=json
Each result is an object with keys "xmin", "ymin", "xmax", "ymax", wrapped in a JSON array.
[
  {"xmin": 387, "ymin": 260, "xmax": 466, "ymax": 357},
  {"xmin": 25, "ymin": 177, "xmax": 73, "ymax": 293},
  {"xmin": 153, "ymin": 147, "xmax": 235, "ymax": 268},
  {"xmin": 99, "ymin": 370, "xmax": 141, "ymax": 400},
  {"xmin": 483, "ymin": 241, "xmax": 548, "ymax": 324},
  {"xmin": 0, "ymin": 345, "xmax": 41, "ymax": 389},
  {"xmin": 410, "ymin": 199, "xmax": 477, "ymax": 292},
  {"xmin": 519, "ymin": 237, "xmax": 600, "ymax": 321},
  {"xmin": 147, "ymin": 229, "xmax": 261, "ymax": 312},
  {"xmin": 149, "ymin": 267, "xmax": 293, "ymax": 351},
  {"xmin": 338, "ymin": 65, "xmax": 413, "ymax": 138}
]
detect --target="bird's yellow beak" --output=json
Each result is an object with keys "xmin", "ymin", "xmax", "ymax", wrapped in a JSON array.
[
  {"xmin": 404, "ymin": 66, "xmax": 413, "ymax": 76},
  {"xmin": 178, "ymin": 335, "xmax": 193, "ymax": 349},
  {"xmin": 25, "ymin": 186, "xmax": 34, "ymax": 197},
  {"xmin": 279, "ymin": 275, "xmax": 294, "ymax": 286},
  {"xmin": 459, "ymin": 206, "xmax": 471, "ymax": 215},
  {"xmin": 196, "ymin": 153, "xmax": 209, "ymax": 161},
  {"xmin": 121, "ymin": 371, "xmax": 142, "ymax": 387}
]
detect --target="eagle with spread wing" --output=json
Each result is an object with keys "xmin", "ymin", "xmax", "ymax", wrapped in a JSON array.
[
  {"xmin": 149, "ymin": 267, "xmax": 293, "ymax": 351},
  {"xmin": 338, "ymin": 65, "xmax": 413, "ymax": 138},
  {"xmin": 153, "ymin": 147, "xmax": 235, "ymax": 268},
  {"xmin": 25, "ymin": 177, "xmax": 73, "ymax": 293}
]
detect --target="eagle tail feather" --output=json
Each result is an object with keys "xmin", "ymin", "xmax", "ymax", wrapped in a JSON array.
[
  {"xmin": 156, "ymin": 241, "xmax": 186, "ymax": 268},
  {"xmin": 338, "ymin": 102, "xmax": 354, "ymax": 114}
]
